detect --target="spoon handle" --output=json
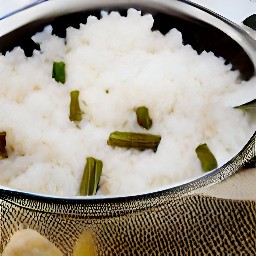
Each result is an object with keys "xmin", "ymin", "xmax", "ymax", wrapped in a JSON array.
[{"xmin": 0, "ymin": 0, "xmax": 48, "ymax": 21}]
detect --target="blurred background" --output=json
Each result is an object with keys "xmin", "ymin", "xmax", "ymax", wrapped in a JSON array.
[{"xmin": 0, "ymin": 0, "xmax": 255, "ymax": 23}]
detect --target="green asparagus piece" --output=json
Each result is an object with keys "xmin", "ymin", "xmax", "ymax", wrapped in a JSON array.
[
  {"xmin": 136, "ymin": 106, "xmax": 152, "ymax": 130},
  {"xmin": 0, "ymin": 131, "xmax": 8, "ymax": 160},
  {"xmin": 107, "ymin": 131, "xmax": 161, "ymax": 152},
  {"xmin": 195, "ymin": 143, "xmax": 218, "ymax": 172},
  {"xmin": 234, "ymin": 99, "xmax": 256, "ymax": 110},
  {"xmin": 79, "ymin": 157, "xmax": 103, "ymax": 196},
  {"xmin": 93, "ymin": 159, "xmax": 103, "ymax": 195},
  {"xmin": 52, "ymin": 61, "xmax": 66, "ymax": 84},
  {"xmin": 69, "ymin": 90, "xmax": 82, "ymax": 122}
]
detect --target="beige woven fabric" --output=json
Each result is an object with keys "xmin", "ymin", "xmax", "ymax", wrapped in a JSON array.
[{"xmin": 1, "ymin": 193, "xmax": 255, "ymax": 255}]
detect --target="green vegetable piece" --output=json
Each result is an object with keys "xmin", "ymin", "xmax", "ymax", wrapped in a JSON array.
[
  {"xmin": 243, "ymin": 14, "xmax": 256, "ymax": 31},
  {"xmin": 79, "ymin": 157, "xmax": 103, "ymax": 196},
  {"xmin": 234, "ymin": 99, "xmax": 256, "ymax": 110},
  {"xmin": 93, "ymin": 159, "xmax": 103, "ymax": 195},
  {"xmin": 69, "ymin": 90, "xmax": 82, "ymax": 122},
  {"xmin": 107, "ymin": 131, "xmax": 161, "ymax": 152},
  {"xmin": 136, "ymin": 106, "xmax": 152, "ymax": 130},
  {"xmin": 52, "ymin": 62, "xmax": 66, "ymax": 84},
  {"xmin": 195, "ymin": 143, "xmax": 218, "ymax": 172},
  {"xmin": 0, "ymin": 131, "xmax": 8, "ymax": 160}
]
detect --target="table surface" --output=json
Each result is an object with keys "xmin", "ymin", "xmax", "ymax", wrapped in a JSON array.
[{"xmin": 0, "ymin": 0, "xmax": 255, "ymax": 201}]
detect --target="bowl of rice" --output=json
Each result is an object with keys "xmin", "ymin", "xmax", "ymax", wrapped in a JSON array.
[{"xmin": 0, "ymin": 0, "xmax": 256, "ymax": 254}]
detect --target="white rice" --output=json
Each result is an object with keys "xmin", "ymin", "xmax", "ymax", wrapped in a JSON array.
[{"xmin": 0, "ymin": 9, "xmax": 255, "ymax": 197}]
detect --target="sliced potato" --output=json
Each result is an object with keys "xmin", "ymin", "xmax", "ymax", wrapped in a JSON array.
[
  {"xmin": 73, "ymin": 230, "xmax": 97, "ymax": 256},
  {"xmin": 2, "ymin": 229, "xmax": 63, "ymax": 256}
]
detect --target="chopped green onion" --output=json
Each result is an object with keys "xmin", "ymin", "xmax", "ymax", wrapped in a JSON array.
[
  {"xmin": 107, "ymin": 131, "xmax": 161, "ymax": 152},
  {"xmin": 234, "ymin": 99, "xmax": 256, "ymax": 110},
  {"xmin": 79, "ymin": 157, "xmax": 103, "ymax": 196},
  {"xmin": 136, "ymin": 106, "xmax": 152, "ymax": 130},
  {"xmin": 69, "ymin": 90, "xmax": 82, "ymax": 122},
  {"xmin": 195, "ymin": 143, "xmax": 218, "ymax": 172},
  {"xmin": 0, "ymin": 131, "xmax": 8, "ymax": 160},
  {"xmin": 52, "ymin": 61, "xmax": 66, "ymax": 84}
]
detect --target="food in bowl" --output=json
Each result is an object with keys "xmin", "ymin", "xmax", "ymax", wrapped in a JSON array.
[
  {"xmin": 2, "ymin": 229, "xmax": 64, "ymax": 256},
  {"xmin": 0, "ymin": 9, "xmax": 255, "ymax": 197},
  {"xmin": 2, "ymin": 228, "xmax": 97, "ymax": 256}
]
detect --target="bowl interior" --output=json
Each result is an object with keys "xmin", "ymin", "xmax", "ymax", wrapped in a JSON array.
[
  {"xmin": 0, "ymin": 1, "xmax": 255, "ymax": 200},
  {"xmin": 0, "ymin": 3, "xmax": 255, "ymax": 81}
]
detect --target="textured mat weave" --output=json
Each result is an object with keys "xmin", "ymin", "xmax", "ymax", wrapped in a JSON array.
[{"xmin": 1, "ymin": 192, "xmax": 255, "ymax": 255}]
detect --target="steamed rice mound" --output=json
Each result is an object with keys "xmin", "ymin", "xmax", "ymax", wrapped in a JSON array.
[{"xmin": 0, "ymin": 9, "xmax": 255, "ymax": 196}]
